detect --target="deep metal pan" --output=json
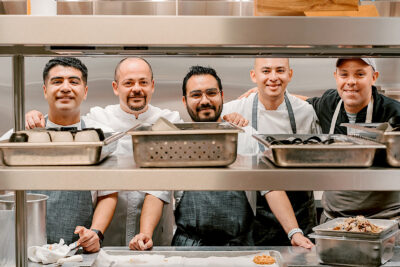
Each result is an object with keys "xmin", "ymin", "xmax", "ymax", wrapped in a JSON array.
[
  {"xmin": 341, "ymin": 123, "xmax": 400, "ymax": 167},
  {"xmin": 312, "ymin": 217, "xmax": 399, "ymax": 239},
  {"xmin": 253, "ymin": 134, "xmax": 385, "ymax": 167},
  {"xmin": 0, "ymin": 132, "xmax": 124, "ymax": 166}
]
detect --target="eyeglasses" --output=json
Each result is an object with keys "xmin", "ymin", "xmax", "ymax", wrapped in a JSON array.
[{"xmin": 188, "ymin": 88, "xmax": 220, "ymax": 99}]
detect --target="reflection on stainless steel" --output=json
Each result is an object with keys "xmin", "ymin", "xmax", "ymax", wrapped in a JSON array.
[
  {"xmin": 129, "ymin": 122, "xmax": 241, "ymax": 167},
  {"xmin": 253, "ymin": 134, "xmax": 385, "ymax": 167},
  {"xmin": 310, "ymin": 229, "xmax": 399, "ymax": 266},
  {"xmin": 0, "ymin": 132, "xmax": 124, "ymax": 166},
  {"xmin": 0, "ymin": 193, "xmax": 48, "ymax": 248}
]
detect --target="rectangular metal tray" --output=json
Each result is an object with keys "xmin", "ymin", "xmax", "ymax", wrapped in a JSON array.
[
  {"xmin": 312, "ymin": 217, "xmax": 399, "ymax": 239},
  {"xmin": 341, "ymin": 123, "xmax": 400, "ymax": 167},
  {"xmin": 100, "ymin": 248, "xmax": 286, "ymax": 267},
  {"xmin": 128, "ymin": 122, "xmax": 243, "ymax": 167},
  {"xmin": 0, "ymin": 132, "xmax": 124, "ymax": 166},
  {"xmin": 253, "ymin": 134, "xmax": 385, "ymax": 167},
  {"xmin": 310, "ymin": 229, "xmax": 399, "ymax": 266}
]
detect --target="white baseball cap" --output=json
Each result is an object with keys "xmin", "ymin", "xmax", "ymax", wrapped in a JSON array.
[{"xmin": 336, "ymin": 58, "xmax": 377, "ymax": 71}]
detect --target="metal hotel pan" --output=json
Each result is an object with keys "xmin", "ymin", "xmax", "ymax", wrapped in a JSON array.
[
  {"xmin": 253, "ymin": 134, "xmax": 385, "ymax": 167},
  {"xmin": 341, "ymin": 123, "xmax": 400, "ymax": 167},
  {"xmin": 312, "ymin": 217, "xmax": 399, "ymax": 239},
  {"xmin": 128, "ymin": 122, "xmax": 243, "ymax": 167},
  {"xmin": 0, "ymin": 132, "xmax": 124, "ymax": 166},
  {"xmin": 100, "ymin": 248, "xmax": 287, "ymax": 267}
]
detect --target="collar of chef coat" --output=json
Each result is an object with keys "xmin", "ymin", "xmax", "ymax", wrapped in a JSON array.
[{"xmin": 46, "ymin": 118, "xmax": 82, "ymax": 130}]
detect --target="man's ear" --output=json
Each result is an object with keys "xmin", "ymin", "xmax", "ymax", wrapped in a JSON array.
[
  {"xmin": 250, "ymin": 70, "xmax": 258, "ymax": 84},
  {"xmin": 372, "ymin": 71, "xmax": 379, "ymax": 84},
  {"xmin": 83, "ymin": 85, "xmax": 88, "ymax": 100},
  {"xmin": 43, "ymin": 84, "xmax": 48, "ymax": 100},
  {"xmin": 112, "ymin": 81, "xmax": 119, "ymax": 96},
  {"xmin": 182, "ymin": 96, "xmax": 187, "ymax": 107},
  {"xmin": 151, "ymin": 80, "xmax": 155, "ymax": 94}
]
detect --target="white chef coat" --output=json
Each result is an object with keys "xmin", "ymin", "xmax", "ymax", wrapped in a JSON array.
[
  {"xmin": 0, "ymin": 118, "xmax": 117, "ymax": 206},
  {"xmin": 223, "ymin": 91, "xmax": 320, "ymax": 196},
  {"xmin": 84, "ymin": 104, "xmax": 182, "ymax": 246}
]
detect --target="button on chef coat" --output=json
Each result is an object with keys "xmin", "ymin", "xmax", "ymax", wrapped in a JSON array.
[{"xmin": 84, "ymin": 104, "xmax": 182, "ymax": 246}]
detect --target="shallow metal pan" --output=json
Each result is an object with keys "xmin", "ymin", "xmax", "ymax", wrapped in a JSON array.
[
  {"xmin": 253, "ymin": 134, "xmax": 385, "ymax": 167},
  {"xmin": 101, "ymin": 248, "xmax": 287, "ymax": 267},
  {"xmin": 0, "ymin": 132, "xmax": 124, "ymax": 166},
  {"xmin": 128, "ymin": 122, "xmax": 243, "ymax": 167},
  {"xmin": 341, "ymin": 123, "xmax": 400, "ymax": 167},
  {"xmin": 312, "ymin": 217, "xmax": 399, "ymax": 239}
]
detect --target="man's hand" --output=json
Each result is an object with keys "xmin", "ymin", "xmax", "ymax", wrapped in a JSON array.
[
  {"xmin": 222, "ymin": 112, "xmax": 249, "ymax": 127},
  {"xmin": 25, "ymin": 110, "xmax": 45, "ymax": 129},
  {"xmin": 129, "ymin": 233, "xmax": 153, "ymax": 251},
  {"xmin": 290, "ymin": 233, "xmax": 314, "ymax": 249},
  {"xmin": 74, "ymin": 226, "xmax": 100, "ymax": 253},
  {"xmin": 238, "ymin": 87, "xmax": 257, "ymax": 99}
]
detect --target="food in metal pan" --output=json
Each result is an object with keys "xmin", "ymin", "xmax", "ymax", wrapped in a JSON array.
[
  {"xmin": 253, "ymin": 254, "xmax": 276, "ymax": 265},
  {"xmin": 265, "ymin": 136, "xmax": 352, "ymax": 145},
  {"xmin": 9, "ymin": 128, "xmax": 104, "ymax": 143},
  {"xmin": 332, "ymin": 216, "xmax": 383, "ymax": 233}
]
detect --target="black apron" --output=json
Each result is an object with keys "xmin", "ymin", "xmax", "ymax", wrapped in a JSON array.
[
  {"xmin": 172, "ymin": 191, "xmax": 254, "ymax": 246},
  {"xmin": 252, "ymin": 93, "xmax": 317, "ymax": 245},
  {"xmin": 32, "ymin": 119, "xmax": 94, "ymax": 244}
]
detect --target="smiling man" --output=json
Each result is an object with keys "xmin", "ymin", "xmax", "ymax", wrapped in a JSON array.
[
  {"xmin": 2, "ymin": 57, "xmax": 118, "ymax": 252},
  {"xmin": 306, "ymin": 58, "xmax": 400, "ymax": 222},
  {"xmin": 129, "ymin": 65, "xmax": 314, "ymax": 250},
  {"xmin": 221, "ymin": 58, "xmax": 320, "ymax": 247}
]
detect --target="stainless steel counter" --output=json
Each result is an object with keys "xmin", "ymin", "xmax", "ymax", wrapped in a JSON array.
[
  {"xmin": 0, "ymin": 155, "xmax": 399, "ymax": 191},
  {"xmin": 26, "ymin": 246, "xmax": 400, "ymax": 267}
]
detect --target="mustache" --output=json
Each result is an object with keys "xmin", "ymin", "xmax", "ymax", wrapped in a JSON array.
[
  {"xmin": 128, "ymin": 92, "xmax": 145, "ymax": 98},
  {"xmin": 196, "ymin": 103, "xmax": 216, "ymax": 112}
]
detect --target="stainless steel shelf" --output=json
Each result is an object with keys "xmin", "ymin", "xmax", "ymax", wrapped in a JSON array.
[
  {"xmin": 1, "ymin": 16, "xmax": 400, "ymax": 56},
  {"xmin": 0, "ymin": 155, "xmax": 399, "ymax": 191}
]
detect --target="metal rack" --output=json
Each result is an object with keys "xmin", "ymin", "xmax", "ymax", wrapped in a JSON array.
[{"xmin": 1, "ymin": 15, "xmax": 400, "ymax": 266}]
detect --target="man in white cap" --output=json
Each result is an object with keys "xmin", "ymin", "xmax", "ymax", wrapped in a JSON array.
[{"xmin": 306, "ymin": 58, "xmax": 400, "ymax": 222}]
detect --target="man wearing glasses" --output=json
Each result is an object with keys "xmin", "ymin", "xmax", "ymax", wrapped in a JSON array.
[{"xmin": 129, "ymin": 65, "xmax": 313, "ymax": 249}]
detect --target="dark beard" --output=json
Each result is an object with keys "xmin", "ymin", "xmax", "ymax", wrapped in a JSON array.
[
  {"xmin": 187, "ymin": 103, "xmax": 223, "ymax": 122},
  {"xmin": 128, "ymin": 96, "xmax": 147, "ymax": 111}
]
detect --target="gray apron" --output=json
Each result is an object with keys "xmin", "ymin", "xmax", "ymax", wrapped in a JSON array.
[
  {"xmin": 173, "ymin": 191, "xmax": 254, "ymax": 246},
  {"xmin": 252, "ymin": 93, "xmax": 317, "ymax": 245},
  {"xmin": 33, "ymin": 119, "xmax": 94, "ymax": 244}
]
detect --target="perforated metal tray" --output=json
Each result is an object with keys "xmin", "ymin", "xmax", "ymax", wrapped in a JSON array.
[
  {"xmin": 0, "ymin": 132, "xmax": 124, "ymax": 166},
  {"xmin": 341, "ymin": 123, "xmax": 400, "ymax": 167},
  {"xmin": 253, "ymin": 134, "xmax": 385, "ymax": 167},
  {"xmin": 128, "ymin": 122, "xmax": 243, "ymax": 167}
]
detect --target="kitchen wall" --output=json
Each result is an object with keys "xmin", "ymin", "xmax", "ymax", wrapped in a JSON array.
[{"xmin": 0, "ymin": 57, "xmax": 399, "ymax": 134}]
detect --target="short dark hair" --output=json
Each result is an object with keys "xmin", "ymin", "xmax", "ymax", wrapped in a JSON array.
[
  {"xmin": 182, "ymin": 65, "xmax": 223, "ymax": 96},
  {"xmin": 114, "ymin": 57, "xmax": 154, "ymax": 82},
  {"xmin": 43, "ymin": 57, "xmax": 88, "ymax": 84}
]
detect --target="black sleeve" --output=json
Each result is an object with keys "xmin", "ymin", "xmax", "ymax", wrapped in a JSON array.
[{"xmin": 306, "ymin": 96, "xmax": 322, "ymax": 117}]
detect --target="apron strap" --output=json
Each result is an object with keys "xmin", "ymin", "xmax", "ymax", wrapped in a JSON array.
[
  {"xmin": 329, "ymin": 97, "xmax": 374, "ymax": 134},
  {"xmin": 252, "ymin": 92, "xmax": 297, "ymax": 152}
]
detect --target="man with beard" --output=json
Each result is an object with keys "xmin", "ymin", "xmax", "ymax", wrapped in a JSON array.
[{"xmin": 129, "ymin": 66, "xmax": 313, "ymax": 250}]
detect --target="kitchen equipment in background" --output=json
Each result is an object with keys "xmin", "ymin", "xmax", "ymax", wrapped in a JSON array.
[
  {"xmin": 0, "ymin": 193, "xmax": 48, "ymax": 248},
  {"xmin": 0, "ymin": 131, "xmax": 124, "ymax": 166},
  {"xmin": 342, "ymin": 123, "xmax": 400, "ymax": 167},
  {"xmin": 310, "ymin": 218, "xmax": 399, "ymax": 266},
  {"xmin": 253, "ymin": 134, "xmax": 385, "ymax": 167},
  {"xmin": 128, "ymin": 122, "xmax": 243, "ymax": 167},
  {"xmin": 28, "ymin": 0, "xmax": 56, "ymax": 15}
]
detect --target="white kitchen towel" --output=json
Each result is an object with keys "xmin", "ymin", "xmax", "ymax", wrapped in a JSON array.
[{"xmin": 28, "ymin": 239, "xmax": 76, "ymax": 264}]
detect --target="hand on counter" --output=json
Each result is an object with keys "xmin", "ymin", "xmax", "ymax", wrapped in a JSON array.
[
  {"xmin": 129, "ymin": 233, "xmax": 153, "ymax": 251},
  {"xmin": 74, "ymin": 226, "xmax": 100, "ymax": 253},
  {"xmin": 25, "ymin": 109, "xmax": 45, "ymax": 129},
  {"xmin": 291, "ymin": 233, "xmax": 314, "ymax": 249}
]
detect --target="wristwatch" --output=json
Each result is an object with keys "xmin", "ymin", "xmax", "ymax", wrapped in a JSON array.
[
  {"xmin": 288, "ymin": 228, "xmax": 304, "ymax": 241},
  {"xmin": 91, "ymin": 229, "xmax": 104, "ymax": 246}
]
